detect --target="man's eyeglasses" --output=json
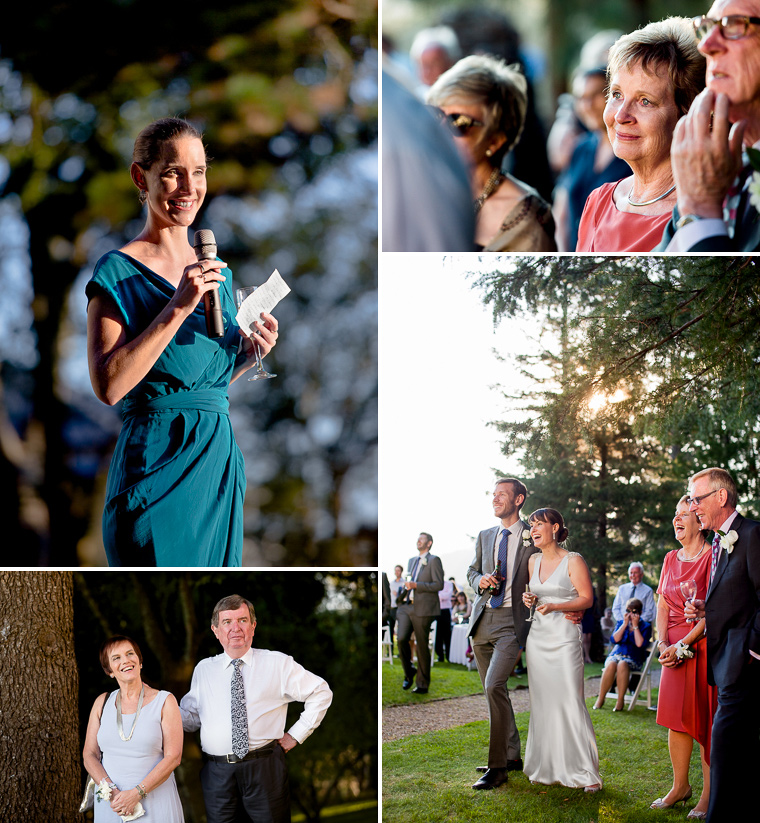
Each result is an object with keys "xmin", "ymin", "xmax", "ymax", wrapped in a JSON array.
[
  {"xmin": 692, "ymin": 14, "xmax": 760, "ymax": 41},
  {"xmin": 430, "ymin": 108, "xmax": 484, "ymax": 136},
  {"xmin": 685, "ymin": 489, "xmax": 722, "ymax": 506}
]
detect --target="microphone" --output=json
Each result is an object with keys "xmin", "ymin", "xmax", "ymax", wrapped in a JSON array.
[{"xmin": 193, "ymin": 229, "xmax": 224, "ymax": 338}]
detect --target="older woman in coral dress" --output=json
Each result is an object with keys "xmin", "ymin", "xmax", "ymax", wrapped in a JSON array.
[
  {"xmin": 576, "ymin": 17, "xmax": 705, "ymax": 251},
  {"xmin": 651, "ymin": 496, "xmax": 717, "ymax": 819}
]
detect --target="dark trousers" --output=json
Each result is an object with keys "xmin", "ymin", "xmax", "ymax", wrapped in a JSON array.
[
  {"xmin": 707, "ymin": 663, "xmax": 760, "ymax": 823},
  {"xmin": 396, "ymin": 603, "xmax": 434, "ymax": 689},
  {"xmin": 435, "ymin": 608, "xmax": 452, "ymax": 660},
  {"xmin": 201, "ymin": 744, "xmax": 290, "ymax": 823}
]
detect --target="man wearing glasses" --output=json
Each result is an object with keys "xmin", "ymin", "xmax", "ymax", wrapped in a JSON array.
[
  {"xmin": 683, "ymin": 468, "xmax": 760, "ymax": 822},
  {"xmin": 659, "ymin": 1, "xmax": 760, "ymax": 251}
]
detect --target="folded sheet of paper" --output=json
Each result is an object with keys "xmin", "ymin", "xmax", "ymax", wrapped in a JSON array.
[{"xmin": 235, "ymin": 269, "xmax": 291, "ymax": 336}]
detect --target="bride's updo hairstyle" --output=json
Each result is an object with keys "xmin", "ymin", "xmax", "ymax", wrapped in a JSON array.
[{"xmin": 528, "ymin": 508, "xmax": 569, "ymax": 543}]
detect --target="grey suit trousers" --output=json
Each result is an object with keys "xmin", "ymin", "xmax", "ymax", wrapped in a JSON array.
[{"xmin": 471, "ymin": 607, "xmax": 521, "ymax": 767}]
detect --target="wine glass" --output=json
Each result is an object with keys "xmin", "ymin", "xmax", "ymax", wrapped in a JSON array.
[
  {"xmin": 525, "ymin": 584, "xmax": 537, "ymax": 622},
  {"xmin": 235, "ymin": 286, "xmax": 276, "ymax": 381},
  {"xmin": 680, "ymin": 578, "xmax": 698, "ymax": 623}
]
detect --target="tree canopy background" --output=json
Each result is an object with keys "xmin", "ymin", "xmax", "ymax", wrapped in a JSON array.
[
  {"xmin": 0, "ymin": 0, "xmax": 377, "ymax": 566},
  {"xmin": 470, "ymin": 256, "xmax": 760, "ymax": 609},
  {"xmin": 72, "ymin": 570, "xmax": 377, "ymax": 823}
]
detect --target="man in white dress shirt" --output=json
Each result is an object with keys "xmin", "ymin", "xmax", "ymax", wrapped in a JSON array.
[
  {"xmin": 180, "ymin": 594, "xmax": 333, "ymax": 823},
  {"xmin": 610, "ymin": 562, "xmax": 656, "ymax": 623}
]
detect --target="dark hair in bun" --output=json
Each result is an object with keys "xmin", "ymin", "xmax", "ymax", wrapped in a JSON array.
[{"xmin": 528, "ymin": 508, "xmax": 569, "ymax": 543}]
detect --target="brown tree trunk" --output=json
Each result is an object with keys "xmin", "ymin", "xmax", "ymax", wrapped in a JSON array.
[{"xmin": 0, "ymin": 571, "xmax": 80, "ymax": 821}]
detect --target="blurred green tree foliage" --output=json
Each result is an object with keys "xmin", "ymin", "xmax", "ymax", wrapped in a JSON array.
[{"xmin": 0, "ymin": 0, "xmax": 378, "ymax": 566}]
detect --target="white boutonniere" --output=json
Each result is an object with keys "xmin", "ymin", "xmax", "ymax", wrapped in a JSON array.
[
  {"xmin": 522, "ymin": 532, "xmax": 532, "ymax": 548},
  {"xmin": 95, "ymin": 780, "xmax": 112, "ymax": 803},
  {"xmin": 718, "ymin": 529, "xmax": 739, "ymax": 555},
  {"xmin": 419, "ymin": 555, "xmax": 428, "ymax": 567}
]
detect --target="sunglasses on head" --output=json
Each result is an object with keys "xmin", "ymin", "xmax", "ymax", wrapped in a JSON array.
[{"xmin": 429, "ymin": 107, "xmax": 485, "ymax": 136}]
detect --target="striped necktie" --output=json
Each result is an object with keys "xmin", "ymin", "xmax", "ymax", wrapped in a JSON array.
[{"xmin": 710, "ymin": 533, "xmax": 721, "ymax": 585}]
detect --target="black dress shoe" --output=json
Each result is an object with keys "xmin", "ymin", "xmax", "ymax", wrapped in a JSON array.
[
  {"xmin": 476, "ymin": 759, "xmax": 523, "ymax": 774},
  {"xmin": 411, "ymin": 686, "xmax": 428, "ymax": 694},
  {"xmin": 472, "ymin": 768, "xmax": 508, "ymax": 790},
  {"xmin": 402, "ymin": 667, "xmax": 417, "ymax": 690}
]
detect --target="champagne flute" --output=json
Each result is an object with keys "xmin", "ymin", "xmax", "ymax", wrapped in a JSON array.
[
  {"xmin": 680, "ymin": 578, "xmax": 698, "ymax": 623},
  {"xmin": 525, "ymin": 584, "xmax": 537, "ymax": 622},
  {"xmin": 235, "ymin": 286, "xmax": 276, "ymax": 381}
]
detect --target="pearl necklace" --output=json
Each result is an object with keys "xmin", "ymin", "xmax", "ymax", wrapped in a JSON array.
[
  {"xmin": 474, "ymin": 168, "xmax": 505, "ymax": 213},
  {"xmin": 677, "ymin": 541, "xmax": 708, "ymax": 562},
  {"xmin": 627, "ymin": 183, "xmax": 676, "ymax": 207}
]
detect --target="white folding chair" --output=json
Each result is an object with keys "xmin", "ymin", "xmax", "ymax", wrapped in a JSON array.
[
  {"xmin": 381, "ymin": 625, "xmax": 393, "ymax": 665},
  {"xmin": 627, "ymin": 638, "xmax": 659, "ymax": 711}
]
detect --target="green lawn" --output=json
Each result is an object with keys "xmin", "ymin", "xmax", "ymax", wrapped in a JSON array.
[{"xmin": 382, "ymin": 661, "xmax": 706, "ymax": 823}]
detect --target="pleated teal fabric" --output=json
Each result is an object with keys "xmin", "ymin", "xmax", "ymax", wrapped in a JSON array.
[{"xmin": 86, "ymin": 250, "xmax": 244, "ymax": 567}]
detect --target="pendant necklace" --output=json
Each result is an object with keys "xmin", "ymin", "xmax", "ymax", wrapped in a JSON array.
[
  {"xmin": 627, "ymin": 183, "xmax": 676, "ymax": 207},
  {"xmin": 474, "ymin": 168, "xmax": 505, "ymax": 213},
  {"xmin": 116, "ymin": 684, "xmax": 145, "ymax": 741}
]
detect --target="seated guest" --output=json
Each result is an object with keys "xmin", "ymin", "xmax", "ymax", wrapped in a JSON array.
[
  {"xmin": 577, "ymin": 18, "xmax": 705, "ymax": 251},
  {"xmin": 451, "ymin": 590, "xmax": 472, "ymax": 623},
  {"xmin": 659, "ymin": 12, "xmax": 760, "ymax": 251},
  {"xmin": 593, "ymin": 598, "xmax": 652, "ymax": 710},
  {"xmin": 427, "ymin": 55, "xmax": 557, "ymax": 252}
]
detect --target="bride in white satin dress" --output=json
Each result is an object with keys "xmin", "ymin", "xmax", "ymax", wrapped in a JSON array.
[{"xmin": 521, "ymin": 508, "xmax": 602, "ymax": 792}]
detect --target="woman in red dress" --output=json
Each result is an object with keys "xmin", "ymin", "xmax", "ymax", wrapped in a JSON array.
[{"xmin": 651, "ymin": 496, "xmax": 717, "ymax": 819}]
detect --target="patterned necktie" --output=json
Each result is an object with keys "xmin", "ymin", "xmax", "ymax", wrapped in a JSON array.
[
  {"xmin": 710, "ymin": 533, "xmax": 721, "ymax": 586},
  {"xmin": 489, "ymin": 529, "xmax": 510, "ymax": 608},
  {"xmin": 231, "ymin": 659, "xmax": 249, "ymax": 759}
]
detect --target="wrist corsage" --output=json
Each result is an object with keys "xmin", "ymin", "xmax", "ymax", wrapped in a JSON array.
[
  {"xmin": 675, "ymin": 640, "xmax": 694, "ymax": 661},
  {"xmin": 95, "ymin": 780, "xmax": 113, "ymax": 802}
]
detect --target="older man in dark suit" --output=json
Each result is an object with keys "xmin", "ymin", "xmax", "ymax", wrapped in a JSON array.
[
  {"xmin": 658, "ymin": 4, "xmax": 760, "ymax": 251},
  {"xmin": 685, "ymin": 468, "xmax": 760, "ymax": 822},
  {"xmin": 396, "ymin": 532, "xmax": 444, "ymax": 694}
]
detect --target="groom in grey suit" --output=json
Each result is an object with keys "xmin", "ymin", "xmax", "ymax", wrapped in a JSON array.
[{"xmin": 467, "ymin": 478, "xmax": 534, "ymax": 790}]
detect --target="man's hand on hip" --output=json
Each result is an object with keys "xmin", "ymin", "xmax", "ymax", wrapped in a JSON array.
[{"xmin": 278, "ymin": 732, "xmax": 298, "ymax": 752}]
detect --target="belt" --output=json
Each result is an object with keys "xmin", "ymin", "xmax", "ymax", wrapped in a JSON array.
[
  {"xmin": 204, "ymin": 741, "xmax": 278, "ymax": 763},
  {"xmin": 122, "ymin": 390, "xmax": 230, "ymax": 420}
]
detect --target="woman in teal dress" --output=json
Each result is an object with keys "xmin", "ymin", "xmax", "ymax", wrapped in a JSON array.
[{"xmin": 86, "ymin": 118, "xmax": 279, "ymax": 566}]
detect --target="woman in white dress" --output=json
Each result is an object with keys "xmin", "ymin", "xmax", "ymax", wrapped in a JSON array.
[
  {"xmin": 521, "ymin": 508, "xmax": 602, "ymax": 792},
  {"xmin": 83, "ymin": 635, "xmax": 185, "ymax": 821}
]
